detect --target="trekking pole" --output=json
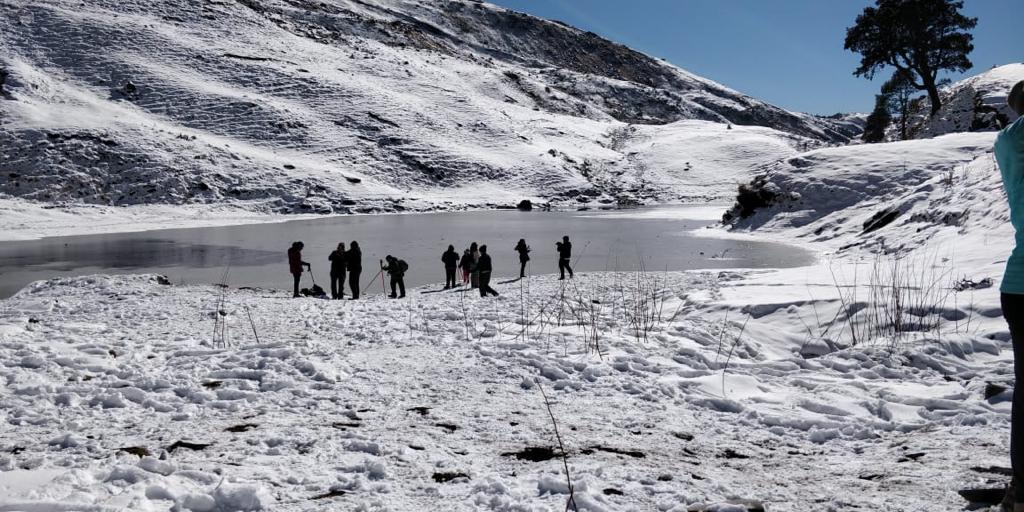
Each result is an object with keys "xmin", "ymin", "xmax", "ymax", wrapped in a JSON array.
[
  {"xmin": 359, "ymin": 268, "xmax": 385, "ymax": 296},
  {"xmin": 572, "ymin": 240, "xmax": 591, "ymax": 267}
]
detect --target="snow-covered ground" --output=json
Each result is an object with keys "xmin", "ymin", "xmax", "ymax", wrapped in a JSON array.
[{"xmin": 0, "ymin": 269, "xmax": 1013, "ymax": 511}]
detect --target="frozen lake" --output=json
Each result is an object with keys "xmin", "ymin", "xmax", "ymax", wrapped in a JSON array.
[{"xmin": 0, "ymin": 206, "xmax": 815, "ymax": 298}]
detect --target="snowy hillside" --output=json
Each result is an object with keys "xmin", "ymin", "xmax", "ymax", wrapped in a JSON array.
[
  {"xmin": 0, "ymin": 0, "xmax": 851, "ymax": 222},
  {"xmin": 905, "ymin": 63, "xmax": 1024, "ymax": 140}
]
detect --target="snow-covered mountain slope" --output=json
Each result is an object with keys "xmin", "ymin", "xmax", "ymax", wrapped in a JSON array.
[
  {"xmin": 724, "ymin": 132, "xmax": 997, "ymax": 239},
  {"xmin": 0, "ymin": 0, "xmax": 849, "ymax": 217},
  {"xmin": 719, "ymin": 130, "xmax": 1012, "ymax": 348},
  {"xmin": 905, "ymin": 63, "xmax": 1024, "ymax": 140}
]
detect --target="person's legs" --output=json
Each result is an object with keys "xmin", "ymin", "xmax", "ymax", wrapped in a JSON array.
[
  {"xmin": 566, "ymin": 259, "xmax": 574, "ymax": 278},
  {"xmin": 390, "ymin": 276, "xmax": 397, "ymax": 297},
  {"xmin": 339, "ymin": 272, "xmax": 346, "ymax": 299},
  {"xmin": 330, "ymin": 274, "xmax": 339, "ymax": 299},
  {"xmin": 1005, "ymin": 293, "xmax": 1024, "ymax": 503},
  {"xmin": 479, "ymin": 273, "xmax": 488, "ymax": 297},
  {"xmin": 445, "ymin": 268, "xmax": 455, "ymax": 288},
  {"xmin": 292, "ymin": 273, "xmax": 301, "ymax": 297},
  {"xmin": 349, "ymin": 271, "xmax": 360, "ymax": 299},
  {"xmin": 520, "ymin": 260, "xmax": 526, "ymax": 278},
  {"xmin": 398, "ymin": 277, "xmax": 406, "ymax": 298},
  {"xmin": 558, "ymin": 259, "xmax": 566, "ymax": 279}
]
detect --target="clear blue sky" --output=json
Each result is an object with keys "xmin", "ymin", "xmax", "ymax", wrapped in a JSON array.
[{"xmin": 490, "ymin": 0, "xmax": 1019, "ymax": 115}]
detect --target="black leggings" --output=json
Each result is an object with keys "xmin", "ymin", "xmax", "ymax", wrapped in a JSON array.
[
  {"xmin": 445, "ymin": 267, "xmax": 457, "ymax": 288},
  {"xmin": 292, "ymin": 273, "xmax": 301, "ymax": 297},
  {"xmin": 1005, "ymin": 292, "xmax": 1024, "ymax": 500},
  {"xmin": 479, "ymin": 272, "xmax": 498, "ymax": 297},
  {"xmin": 558, "ymin": 258, "xmax": 573, "ymax": 279},
  {"xmin": 390, "ymin": 275, "xmax": 406, "ymax": 297},
  {"xmin": 330, "ymin": 273, "xmax": 346, "ymax": 299},
  {"xmin": 348, "ymin": 270, "xmax": 361, "ymax": 299}
]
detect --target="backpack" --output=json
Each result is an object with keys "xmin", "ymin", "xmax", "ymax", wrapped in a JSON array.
[{"xmin": 398, "ymin": 260, "xmax": 409, "ymax": 273}]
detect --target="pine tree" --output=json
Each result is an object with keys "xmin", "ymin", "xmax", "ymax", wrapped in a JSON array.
[
  {"xmin": 862, "ymin": 94, "xmax": 892, "ymax": 143},
  {"xmin": 845, "ymin": 0, "xmax": 976, "ymax": 116},
  {"xmin": 881, "ymin": 69, "xmax": 917, "ymax": 140}
]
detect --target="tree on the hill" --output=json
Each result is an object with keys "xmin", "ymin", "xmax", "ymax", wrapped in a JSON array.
[
  {"xmin": 844, "ymin": 0, "xmax": 976, "ymax": 116},
  {"xmin": 882, "ymin": 69, "xmax": 917, "ymax": 140},
  {"xmin": 862, "ymin": 94, "xmax": 892, "ymax": 143}
]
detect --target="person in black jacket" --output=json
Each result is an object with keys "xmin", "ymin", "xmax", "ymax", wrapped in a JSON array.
[
  {"xmin": 441, "ymin": 245, "xmax": 459, "ymax": 289},
  {"xmin": 469, "ymin": 242, "xmax": 480, "ymax": 288},
  {"xmin": 477, "ymin": 245, "xmax": 499, "ymax": 297},
  {"xmin": 287, "ymin": 241, "xmax": 311, "ymax": 298},
  {"xmin": 346, "ymin": 241, "xmax": 362, "ymax": 299},
  {"xmin": 556, "ymin": 235, "xmax": 573, "ymax": 280},
  {"xmin": 382, "ymin": 255, "xmax": 407, "ymax": 298},
  {"xmin": 328, "ymin": 242, "xmax": 347, "ymax": 300},
  {"xmin": 514, "ymin": 239, "xmax": 530, "ymax": 278},
  {"xmin": 458, "ymin": 249, "xmax": 473, "ymax": 285}
]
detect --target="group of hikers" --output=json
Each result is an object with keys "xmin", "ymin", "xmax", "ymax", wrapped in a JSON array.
[{"xmin": 286, "ymin": 235, "xmax": 576, "ymax": 300}]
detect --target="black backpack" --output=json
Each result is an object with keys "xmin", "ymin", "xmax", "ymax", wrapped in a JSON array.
[{"xmin": 398, "ymin": 259, "xmax": 409, "ymax": 273}]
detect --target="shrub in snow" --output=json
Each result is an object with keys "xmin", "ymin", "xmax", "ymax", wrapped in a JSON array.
[{"xmin": 722, "ymin": 176, "xmax": 780, "ymax": 222}]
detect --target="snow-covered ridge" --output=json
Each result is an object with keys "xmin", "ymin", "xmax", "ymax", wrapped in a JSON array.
[
  {"xmin": 906, "ymin": 63, "xmax": 1024, "ymax": 140},
  {"xmin": 0, "ymin": 0, "xmax": 849, "ymax": 220}
]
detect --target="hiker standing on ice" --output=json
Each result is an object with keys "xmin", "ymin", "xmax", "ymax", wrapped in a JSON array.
[
  {"xmin": 515, "ymin": 239, "xmax": 531, "ymax": 278},
  {"xmin": 556, "ymin": 235, "xmax": 573, "ymax": 280},
  {"xmin": 328, "ymin": 242, "xmax": 347, "ymax": 300},
  {"xmin": 382, "ymin": 255, "xmax": 407, "ymax": 298},
  {"xmin": 459, "ymin": 248, "xmax": 473, "ymax": 285},
  {"xmin": 442, "ymin": 245, "xmax": 460, "ymax": 289},
  {"xmin": 469, "ymin": 242, "xmax": 481, "ymax": 289},
  {"xmin": 347, "ymin": 241, "xmax": 362, "ymax": 299},
  {"xmin": 287, "ymin": 241, "xmax": 311, "ymax": 298},
  {"xmin": 997, "ymin": 80, "xmax": 1024, "ymax": 510},
  {"xmin": 477, "ymin": 245, "xmax": 499, "ymax": 297}
]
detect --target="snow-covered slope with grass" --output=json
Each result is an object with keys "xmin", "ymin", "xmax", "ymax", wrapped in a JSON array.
[
  {"xmin": 0, "ymin": 270, "xmax": 1013, "ymax": 511},
  {"xmin": 0, "ymin": 0, "xmax": 850, "ymax": 226}
]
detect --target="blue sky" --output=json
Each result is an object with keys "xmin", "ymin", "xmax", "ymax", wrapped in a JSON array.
[{"xmin": 490, "ymin": 0, "xmax": 1019, "ymax": 115}]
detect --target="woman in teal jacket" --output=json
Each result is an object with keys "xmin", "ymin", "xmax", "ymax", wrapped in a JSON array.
[{"xmin": 998, "ymin": 80, "xmax": 1024, "ymax": 511}]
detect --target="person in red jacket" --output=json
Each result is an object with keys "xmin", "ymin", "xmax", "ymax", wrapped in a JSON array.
[{"xmin": 287, "ymin": 241, "xmax": 311, "ymax": 298}]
